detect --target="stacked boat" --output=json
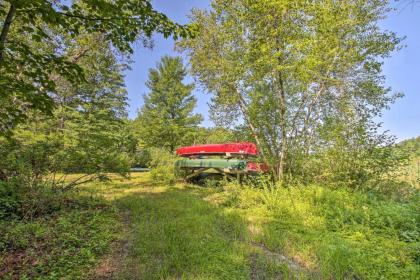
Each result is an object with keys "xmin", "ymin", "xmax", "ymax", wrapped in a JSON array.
[{"xmin": 175, "ymin": 142, "xmax": 267, "ymax": 181}]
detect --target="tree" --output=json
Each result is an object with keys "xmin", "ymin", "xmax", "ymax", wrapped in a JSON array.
[
  {"xmin": 135, "ymin": 56, "xmax": 202, "ymax": 152},
  {"xmin": 0, "ymin": 0, "xmax": 194, "ymax": 135},
  {"xmin": 0, "ymin": 31, "xmax": 135, "ymax": 188},
  {"xmin": 53, "ymin": 33, "xmax": 133, "ymax": 177},
  {"xmin": 179, "ymin": 0, "xmax": 402, "ymax": 181},
  {"xmin": 193, "ymin": 127, "xmax": 236, "ymax": 145}
]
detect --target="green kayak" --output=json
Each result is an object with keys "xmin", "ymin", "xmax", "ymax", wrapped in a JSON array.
[{"xmin": 175, "ymin": 158, "xmax": 247, "ymax": 170}]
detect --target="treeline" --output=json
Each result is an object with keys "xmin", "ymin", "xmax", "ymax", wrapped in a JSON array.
[
  {"xmin": 0, "ymin": 0, "xmax": 191, "ymax": 189},
  {"xmin": 0, "ymin": 0, "xmax": 417, "ymax": 191}
]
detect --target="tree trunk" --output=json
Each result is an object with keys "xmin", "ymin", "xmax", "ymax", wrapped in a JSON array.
[
  {"xmin": 277, "ymin": 72, "xmax": 287, "ymax": 180},
  {"xmin": 0, "ymin": 3, "xmax": 17, "ymax": 64},
  {"xmin": 236, "ymin": 89, "xmax": 276, "ymax": 174}
]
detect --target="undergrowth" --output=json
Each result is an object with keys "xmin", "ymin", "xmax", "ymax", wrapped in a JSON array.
[
  {"xmin": 1, "ymin": 172, "xmax": 418, "ymax": 279},
  {"xmin": 0, "ymin": 182, "xmax": 121, "ymax": 279},
  {"xmin": 217, "ymin": 180, "xmax": 420, "ymax": 279}
]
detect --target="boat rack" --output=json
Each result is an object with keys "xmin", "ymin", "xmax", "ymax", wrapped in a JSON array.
[{"xmin": 175, "ymin": 143, "xmax": 266, "ymax": 182}]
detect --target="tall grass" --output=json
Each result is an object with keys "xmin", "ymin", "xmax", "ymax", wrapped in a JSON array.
[{"xmin": 220, "ymin": 180, "xmax": 420, "ymax": 279}]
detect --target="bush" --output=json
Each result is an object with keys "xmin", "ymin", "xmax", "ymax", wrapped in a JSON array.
[
  {"xmin": 0, "ymin": 179, "xmax": 81, "ymax": 221},
  {"xmin": 148, "ymin": 148, "xmax": 177, "ymax": 185},
  {"xmin": 0, "ymin": 181, "xmax": 21, "ymax": 220},
  {"xmin": 132, "ymin": 148, "xmax": 152, "ymax": 168},
  {"xmin": 0, "ymin": 136, "xmax": 61, "ymax": 184}
]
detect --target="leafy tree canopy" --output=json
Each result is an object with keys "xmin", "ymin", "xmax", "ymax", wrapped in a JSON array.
[
  {"xmin": 0, "ymin": 0, "xmax": 195, "ymax": 135},
  {"xmin": 0, "ymin": 31, "xmax": 135, "ymax": 187},
  {"xmin": 179, "ymin": 0, "xmax": 402, "ymax": 182}
]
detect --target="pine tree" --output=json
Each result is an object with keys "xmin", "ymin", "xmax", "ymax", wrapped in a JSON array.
[{"xmin": 136, "ymin": 56, "xmax": 202, "ymax": 152}]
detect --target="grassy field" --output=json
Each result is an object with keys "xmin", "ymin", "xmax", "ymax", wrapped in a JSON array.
[{"xmin": 1, "ymin": 173, "xmax": 419, "ymax": 279}]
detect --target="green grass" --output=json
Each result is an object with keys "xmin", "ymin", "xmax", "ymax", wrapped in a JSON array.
[
  {"xmin": 1, "ymin": 173, "xmax": 296, "ymax": 279},
  {"xmin": 218, "ymin": 182, "xmax": 420, "ymax": 279},
  {"xmin": 86, "ymin": 173, "xmax": 302, "ymax": 279},
  {"xmin": 118, "ymin": 187, "xmax": 250, "ymax": 279},
  {"xmin": 2, "ymin": 173, "xmax": 418, "ymax": 279}
]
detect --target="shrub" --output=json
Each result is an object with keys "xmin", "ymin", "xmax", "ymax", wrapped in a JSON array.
[
  {"xmin": 0, "ymin": 199, "xmax": 118, "ymax": 279},
  {"xmin": 0, "ymin": 181, "xmax": 21, "ymax": 220},
  {"xmin": 0, "ymin": 179, "xmax": 80, "ymax": 221},
  {"xmin": 148, "ymin": 148, "xmax": 177, "ymax": 184},
  {"xmin": 133, "ymin": 148, "xmax": 152, "ymax": 168}
]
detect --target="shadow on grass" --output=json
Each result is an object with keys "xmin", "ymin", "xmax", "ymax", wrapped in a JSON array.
[{"xmin": 115, "ymin": 187, "xmax": 298, "ymax": 280}]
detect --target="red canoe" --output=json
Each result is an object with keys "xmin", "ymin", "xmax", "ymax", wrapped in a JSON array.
[{"xmin": 176, "ymin": 142, "xmax": 258, "ymax": 157}]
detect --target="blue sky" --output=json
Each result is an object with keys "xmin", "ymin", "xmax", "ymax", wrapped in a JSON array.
[{"xmin": 124, "ymin": 0, "xmax": 419, "ymax": 141}]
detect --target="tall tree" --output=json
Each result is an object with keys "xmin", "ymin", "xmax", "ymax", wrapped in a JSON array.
[
  {"xmin": 136, "ymin": 56, "xmax": 202, "ymax": 152},
  {"xmin": 0, "ymin": 31, "xmax": 135, "ymax": 187},
  {"xmin": 179, "ymin": 0, "xmax": 401, "ymax": 181},
  {"xmin": 0, "ymin": 0, "xmax": 194, "ymax": 135}
]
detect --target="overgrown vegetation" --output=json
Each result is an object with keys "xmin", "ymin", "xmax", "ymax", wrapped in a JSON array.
[
  {"xmin": 220, "ymin": 180, "xmax": 419, "ymax": 279},
  {"xmin": 5, "ymin": 173, "xmax": 412, "ymax": 279},
  {"xmin": 1, "ymin": 0, "xmax": 419, "ymax": 279},
  {"xmin": 0, "ymin": 0, "xmax": 193, "ymax": 134},
  {"xmin": 396, "ymin": 137, "xmax": 420, "ymax": 188},
  {"xmin": 114, "ymin": 173, "xmax": 419, "ymax": 279},
  {"xmin": 0, "ymin": 181, "xmax": 121, "ymax": 279}
]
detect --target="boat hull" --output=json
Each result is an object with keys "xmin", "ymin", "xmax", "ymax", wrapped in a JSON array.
[
  {"xmin": 175, "ymin": 158, "xmax": 248, "ymax": 170},
  {"xmin": 176, "ymin": 142, "xmax": 258, "ymax": 157}
]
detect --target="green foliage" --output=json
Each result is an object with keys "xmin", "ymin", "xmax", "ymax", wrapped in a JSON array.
[
  {"xmin": 0, "ymin": 180, "xmax": 69, "ymax": 220},
  {"xmin": 0, "ymin": 32, "xmax": 134, "ymax": 188},
  {"xmin": 132, "ymin": 148, "xmax": 152, "ymax": 168},
  {"xmin": 193, "ymin": 127, "xmax": 236, "ymax": 144},
  {"xmin": 221, "ymin": 181, "xmax": 420, "ymax": 279},
  {"xmin": 296, "ymin": 119, "xmax": 408, "ymax": 188},
  {"xmin": 0, "ymin": 191, "xmax": 119, "ymax": 279},
  {"xmin": 135, "ymin": 56, "xmax": 202, "ymax": 152},
  {"xmin": 179, "ymin": 0, "xmax": 402, "ymax": 181},
  {"xmin": 398, "ymin": 136, "xmax": 420, "ymax": 157},
  {"xmin": 0, "ymin": 0, "xmax": 193, "ymax": 134},
  {"xmin": 0, "ymin": 175, "xmax": 121, "ymax": 279},
  {"xmin": 395, "ymin": 136, "xmax": 420, "ymax": 188},
  {"xmin": 0, "ymin": 134, "xmax": 61, "ymax": 184},
  {"xmin": 148, "ymin": 148, "xmax": 178, "ymax": 185}
]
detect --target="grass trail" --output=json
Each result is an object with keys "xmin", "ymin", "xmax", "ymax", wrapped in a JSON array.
[
  {"xmin": 82, "ymin": 173, "xmax": 298, "ymax": 279},
  {"xmin": 83, "ymin": 173, "xmax": 419, "ymax": 279},
  {"xmin": 119, "ymin": 187, "xmax": 250, "ymax": 279},
  {"xmin": 3, "ymin": 173, "xmax": 416, "ymax": 279}
]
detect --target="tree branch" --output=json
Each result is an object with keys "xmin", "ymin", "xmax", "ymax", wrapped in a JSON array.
[
  {"xmin": 62, "ymin": 174, "xmax": 98, "ymax": 191},
  {"xmin": 276, "ymin": 71, "xmax": 287, "ymax": 179},
  {"xmin": 56, "ymin": 11, "xmax": 126, "ymax": 22}
]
